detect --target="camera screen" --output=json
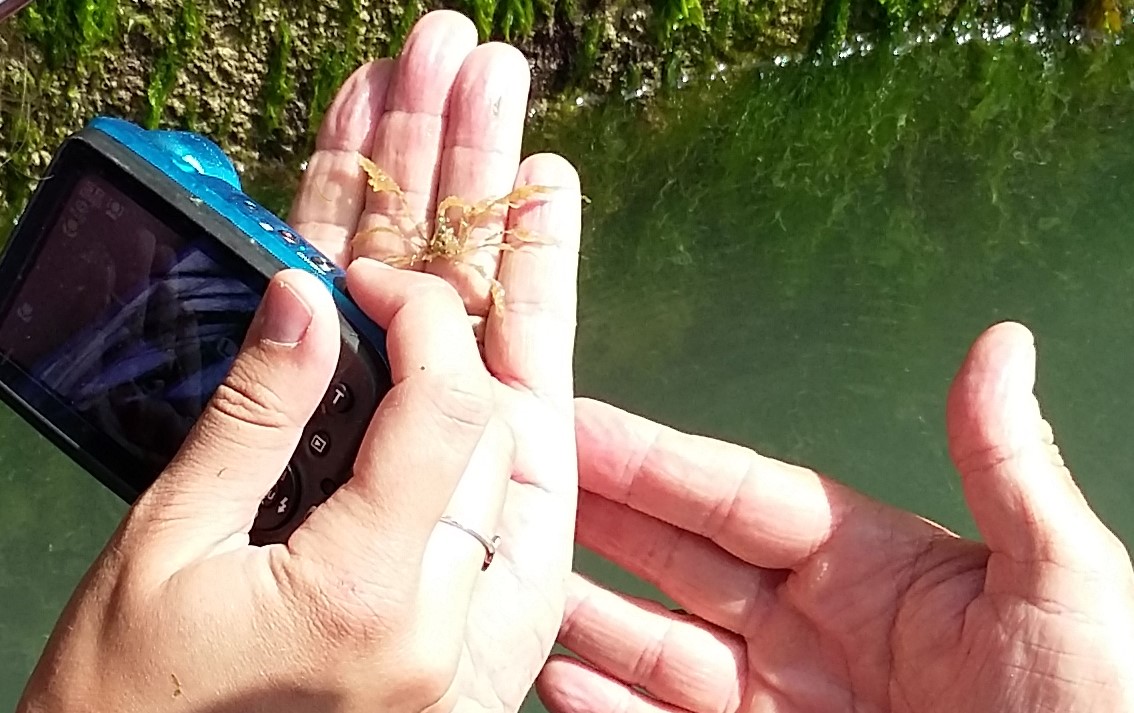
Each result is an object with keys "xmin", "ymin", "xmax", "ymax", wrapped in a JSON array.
[{"xmin": 0, "ymin": 173, "xmax": 264, "ymax": 472}]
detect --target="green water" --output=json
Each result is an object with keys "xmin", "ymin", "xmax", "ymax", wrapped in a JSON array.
[{"xmin": 4, "ymin": 31, "xmax": 1134, "ymax": 710}]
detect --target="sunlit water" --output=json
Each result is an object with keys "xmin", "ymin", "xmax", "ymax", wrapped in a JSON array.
[{"xmin": 4, "ymin": 32, "xmax": 1134, "ymax": 710}]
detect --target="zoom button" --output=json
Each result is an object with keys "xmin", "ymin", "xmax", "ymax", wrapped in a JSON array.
[{"xmin": 327, "ymin": 383, "xmax": 353, "ymax": 413}]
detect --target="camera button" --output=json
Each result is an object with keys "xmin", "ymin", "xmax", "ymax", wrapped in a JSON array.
[
  {"xmin": 309, "ymin": 253, "xmax": 334, "ymax": 273},
  {"xmin": 308, "ymin": 431, "xmax": 331, "ymax": 457},
  {"xmin": 254, "ymin": 464, "xmax": 300, "ymax": 532},
  {"xmin": 327, "ymin": 383, "xmax": 353, "ymax": 413}
]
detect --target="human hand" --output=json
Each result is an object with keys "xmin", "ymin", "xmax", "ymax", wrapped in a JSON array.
[
  {"xmin": 17, "ymin": 264, "xmax": 523, "ymax": 713},
  {"xmin": 537, "ymin": 322, "xmax": 1134, "ymax": 713},
  {"xmin": 288, "ymin": 11, "xmax": 582, "ymax": 712}
]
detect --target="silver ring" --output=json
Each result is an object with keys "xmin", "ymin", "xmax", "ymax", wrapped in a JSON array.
[{"xmin": 439, "ymin": 516, "xmax": 500, "ymax": 571}]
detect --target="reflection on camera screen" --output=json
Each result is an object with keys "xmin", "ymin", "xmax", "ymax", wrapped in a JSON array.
[{"xmin": 0, "ymin": 174, "xmax": 263, "ymax": 470}]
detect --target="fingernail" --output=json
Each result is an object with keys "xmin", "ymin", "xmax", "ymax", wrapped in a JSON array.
[{"xmin": 259, "ymin": 280, "xmax": 313, "ymax": 346}]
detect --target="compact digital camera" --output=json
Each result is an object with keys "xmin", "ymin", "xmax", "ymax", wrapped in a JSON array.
[{"xmin": 0, "ymin": 118, "xmax": 393, "ymax": 543}]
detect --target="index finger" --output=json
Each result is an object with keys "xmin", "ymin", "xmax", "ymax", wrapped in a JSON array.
[
  {"xmin": 575, "ymin": 398, "xmax": 850, "ymax": 570},
  {"xmin": 289, "ymin": 266, "xmax": 496, "ymax": 571},
  {"xmin": 484, "ymin": 154, "xmax": 581, "ymax": 409},
  {"xmin": 350, "ymin": 11, "xmax": 479, "ymax": 265},
  {"xmin": 288, "ymin": 60, "xmax": 393, "ymax": 266}
]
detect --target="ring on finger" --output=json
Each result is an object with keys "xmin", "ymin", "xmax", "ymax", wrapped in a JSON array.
[{"xmin": 439, "ymin": 515, "xmax": 501, "ymax": 571}]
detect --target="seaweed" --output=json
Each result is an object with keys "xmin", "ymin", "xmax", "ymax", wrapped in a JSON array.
[
  {"xmin": 17, "ymin": 0, "xmax": 119, "ymax": 69},
  {"xmin": 260, "ymin": 18, "xmax": 294, "ymax": 135},
  {"xmin": 354, "ymin": 156, "xmax": 553, "ymax": 310},
  {"xmin": 143, "ymin": 0, "xmax": 203, "ymax": 129}
]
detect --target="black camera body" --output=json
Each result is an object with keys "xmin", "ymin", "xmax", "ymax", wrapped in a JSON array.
[{"xmin": 0, "ymin": 117, "xmax": 393, "ymax": 543}]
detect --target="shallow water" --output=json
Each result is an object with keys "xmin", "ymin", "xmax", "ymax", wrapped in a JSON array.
[{"xmin": 3, "ymin": 32, "xmax": 1134, "ymax": 710}]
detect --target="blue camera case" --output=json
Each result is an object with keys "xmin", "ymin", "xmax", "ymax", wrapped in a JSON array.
[
  {"xmin": 89, "ymin": 116, "xmax": 389, "ymax": 350},
  {"xmin": 0, "ymin": 117, "xmax": 393, "ymax": 543}
]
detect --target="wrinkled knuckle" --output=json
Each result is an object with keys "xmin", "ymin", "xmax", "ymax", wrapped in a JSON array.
[
  {"xmin": 501, "ymin": 294, "xmax": 576, "ymax": 330},
  {"xmin": 955, "ymin": 442, "xmax": 1024, "ymax": 479},
  {"xmin": 425, "ymin": 371, "xmax": 495, "ymax": 432},
  {"xmin": 209, "ymin": 375, "xmax": 295, "ymax": 431}
]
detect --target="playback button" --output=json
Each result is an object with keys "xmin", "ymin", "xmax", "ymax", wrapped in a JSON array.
[
  {"xmin": 308, "ymin": 430, "xmax": 331, "ymax": 457},
  {"xmin": 254, "ymin": 464, "xmax": 301, "ymax": 533}
]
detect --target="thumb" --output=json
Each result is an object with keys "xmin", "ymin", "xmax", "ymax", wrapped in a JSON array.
[
  {"xmin": 130, "ymin": 269, "xmax": 341, "ymax": 563},
  {"xmin": 946, "ymin": 321, "xmax": 1119, "ymax": 569}
]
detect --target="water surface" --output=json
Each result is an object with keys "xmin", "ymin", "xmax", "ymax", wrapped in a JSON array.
[{"xmin": 3, "ymin": 32, "xmax": 1134, "ymax": 710}]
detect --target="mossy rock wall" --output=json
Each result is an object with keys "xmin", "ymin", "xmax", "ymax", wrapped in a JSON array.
[{"xmin": 0, "ymin": 0, "xmax": 1120, "ymax": 226}]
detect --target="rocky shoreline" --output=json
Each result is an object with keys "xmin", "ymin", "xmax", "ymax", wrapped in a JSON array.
[{"xmin": 0, "ymin": 0, "xmax": 1121, "ymax": 226}]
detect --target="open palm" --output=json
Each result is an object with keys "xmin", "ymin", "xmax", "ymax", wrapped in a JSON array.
[
  {"xmin": 537, "ymin": 323, "xmax": 1134, "ymax": 713},
  {"xmin": 288, "ymin": 11, "xmax": 580, "ymax": 712}
]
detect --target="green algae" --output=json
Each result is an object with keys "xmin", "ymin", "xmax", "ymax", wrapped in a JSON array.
[{"xmin": 0, "ymin": 0, "xmax": 1128, "ymax": 235}]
